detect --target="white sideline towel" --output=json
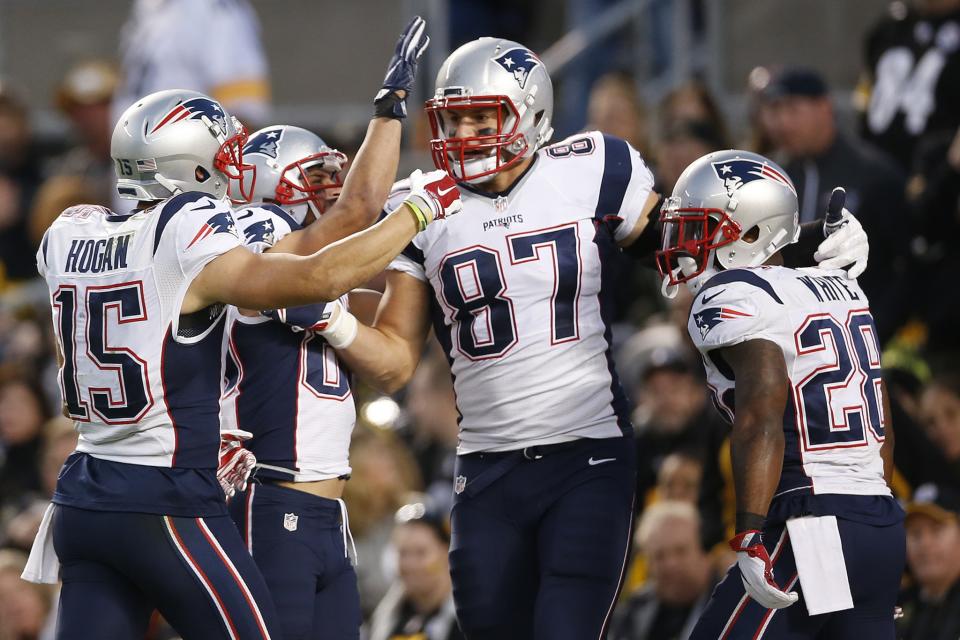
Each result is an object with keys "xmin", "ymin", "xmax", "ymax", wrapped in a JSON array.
[
  {"xmin": 22, "ymin": 503, "xmax": 60, "ymax": 584},
  {"xmin": 786, "ymin": 515, "xmax": 854, "ymax": 615}
]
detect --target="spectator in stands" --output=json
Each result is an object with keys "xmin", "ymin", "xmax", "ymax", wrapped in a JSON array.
[
  {"xmin": 0, "ymin": 375, "xmax": 50, "ymax": 513},
  {"xmin": 0, "ymin": 87, "xmax": 42, "ymax": 287},
  {"xmin": 0, "ymin": 548, "xmax": 54, "ymax": 640},
  {"xmin": 633, "ymin": 346, "xmax": 728, "ymax": 549},
  {"xmin": 610, "ymin": 501, "xmax": 716, "ymax": 640},
  {"xmin": 657, "ymin": 80, "xmax": 730, "ymax": 148},
  {"xmin": 404, "ymin": 347, "xmax": 459, "ymax": 514},
  {"xmin": 345, "ymin": 428, "xmax": 423, "ymax": 617},
  {"xmin": 653, "ymin": 119, "xmax": 724, "ymax": 195},
  {"xmin": 656, "ymin": 451, "xmax": 703, "ymax": 505},
  {"xmin": 918, "ymin": 368, "xmax": 960, "ymax": 483},
  {"xmin": 113, "ymin": 0, "xmax": 270, "ymax": 127},
  {"xmin": 30, "ymin": 60, "xmax": 118, "ymax": 245},
  {"xmin": 4, "ymin": 417, "xmax": 76, "ymax": 551},
  {"xmin": 762, "ymin": 66, "xmax": 909, "ymax": 343},
  {"xmin": 897, "ymin": 483, "xmax": 960, "ymax": 639},
  {"xmin": 368, "ymin": 500, "xmax": 462, "ymax": 640},
  {"xmin": 904, "ymin": 124, "xmax": 960, "ymax": 351},
  {"xmin": 860, "ymin": 0, "xmax": 960, "ymax": 172},
  {"xmin": 586, "ymin": 71, "xmax": 651, "ymax": 159}
]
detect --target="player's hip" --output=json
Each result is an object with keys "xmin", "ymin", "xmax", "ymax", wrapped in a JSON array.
[{"xmin": 452, "ymin": 434, "xmax": 636, "ymax": 509}]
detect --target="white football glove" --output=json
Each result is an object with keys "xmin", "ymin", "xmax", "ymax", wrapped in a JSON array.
[
  {"xmin": 314, "ymin": 299, "xmax": 358, "ymax": 349},
  {"xmin": 730, "ymin": 530, "xmax": 799, "ymax": 609},
  {"xmin": 402, "ymin": 169, "xmax": 463, "ymax": 230},
  {"xmin": 814, "ymin": 208, "xmax": 869, "ymax": 279},
  {"xmin": 217, "ymin": 429, "xmax": 256, "ymax": 499}
]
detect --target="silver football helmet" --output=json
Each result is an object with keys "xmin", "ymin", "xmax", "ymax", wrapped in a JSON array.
[
  {"xmin": 656, "ymin": 149, "xmax": 799, "ymax": 292},
  {"xmin": 111, "ymin": 89, "xmax": 251, "ymax": 202},
  {"xmin": 242, "ymin": 125, "xmax": 347, "ymax": 225},
  {"xmin": 425, "ymin": 37, "xmax": 554, "ymax": 184}
]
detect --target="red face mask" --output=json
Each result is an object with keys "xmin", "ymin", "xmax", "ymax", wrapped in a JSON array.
[
  {"xmin": 272, "ymin": 151, "xmax": 347, "ymax": 215},
  {"xmin": 655, "ymin": 206, "xmax": 741, "ymax": 285},
  {"xmin": 216, "ymin": 127, "xmax": 255, "ymax": 204},
  {"xmin": 425, "ymin": 94, "xmax": 528, "ymax": 183}
]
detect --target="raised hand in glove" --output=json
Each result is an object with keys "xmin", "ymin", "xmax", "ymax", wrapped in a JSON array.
[
  {"xmin": 814, "ymin": 208, "xmax": 869, "ymax": 279},
  {"xmin": 730, "ymin": 530, "xmax": 799, "ymax": 609},
  {"xmin": 374, "ymin": 16, "xmax": 430, "ymax": 119},
  {"xmin": 218, "ymin": 429, "xmax": 257, "ymax": 499}
]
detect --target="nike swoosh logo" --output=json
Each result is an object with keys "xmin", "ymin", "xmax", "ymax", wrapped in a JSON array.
[
  {"xmin": 588, "ymin": 457, "xmax": 616, "ymax": 466},
  {"xmin": 701, "ymin": 289, "xmax": 725, "ymax": 304},
  {"xmin": 193, "ymin": 200, "xmax": 218, "ymax": 211},
  {"xmin": 437, "ymin": 185, "xmax": 458, "ymax": 197}
]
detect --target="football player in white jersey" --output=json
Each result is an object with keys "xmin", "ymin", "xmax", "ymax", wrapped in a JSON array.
[
  {"xmin": 655, "ymin": 150, "xmax": 903, "ymax": 639},
  {"xmin": 23, "ymin": 18, "xmax": 466, "ymax": 640},
  {"xmin": 308, "ymin": 39, "xmax": 872, "ymax": 640},
  {"xmin": 219, "ymin": 125, "xmax": 377, "ymax": 640}
]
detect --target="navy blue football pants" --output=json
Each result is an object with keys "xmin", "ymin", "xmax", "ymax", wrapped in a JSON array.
[
  {"xmin": 229, "ymin": 482, "xmax": 360, "ymax": 640},
  {"xmin": 449, "ymin": 435, "xmax": 636, "ymax": 640},
  {"xmin": 53, "ymin": 504, "xmax": 281, "ymax": 640},
  {"xmin": 690, "ymin": 517, "xmax": 905, "ymax": 639}
]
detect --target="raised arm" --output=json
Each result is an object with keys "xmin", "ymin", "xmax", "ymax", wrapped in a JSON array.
[{"xmin": 272, "ymin": 17, "xmax": 429, "ymax": 255}]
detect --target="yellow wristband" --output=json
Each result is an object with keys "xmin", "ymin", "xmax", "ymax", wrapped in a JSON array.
[{"xmin": 404, "ymin": 200, "xmax": 429, "ymax": 232}]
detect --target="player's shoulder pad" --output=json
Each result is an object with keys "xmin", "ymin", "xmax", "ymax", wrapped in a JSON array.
[
  {"xmin": 539, "ymin": 130, "xmax": 607, "ymax": 162},
  {"xmin": 152, "ymin": 191, "xmax": 229, "ymax": 254},
  {"xmin": 696, "ymin": 267, "xmax": 785, "ymax": 307},
  {"xmin": 233, "ymin": 203, "xmax": 300, "ymax": 248},
  {"xmin": 689, "ymin": 268, "xmax": 783, "ymax": 348}
]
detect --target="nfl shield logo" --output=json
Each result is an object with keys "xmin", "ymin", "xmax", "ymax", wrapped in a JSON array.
[
  {"xmin": 454, "ymin": 475, "xmax": 467, "ymax": 494},
  {"xmin": 283, "ymin": 512, "xmax": 298, "ymax": 532}
]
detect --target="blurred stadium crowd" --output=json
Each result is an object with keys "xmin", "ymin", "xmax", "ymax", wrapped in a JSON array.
[{"xmin": 0, "ymin": 1, "xmax": 959, "ymax": 639}]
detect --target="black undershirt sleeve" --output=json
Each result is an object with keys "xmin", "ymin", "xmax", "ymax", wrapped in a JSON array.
[{"xmin": 779, "ymin": 219, "xmax": 824, "ymax": 268}]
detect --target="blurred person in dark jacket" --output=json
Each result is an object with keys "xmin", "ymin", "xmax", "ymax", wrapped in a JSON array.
[
  {"xmin": 633, "ymin": 347, "xmax": 728, "ymax": 550},
  {"xmin": 610, "ymin": 501, "xmax": 716, "ymax": 640},
  {"xmin": 896, "ymin": 483, "xmax": 960, "ymax": 639},
  {"xmin": 0, "ymin": 87, "xmax": 42, "ymax": 286},
  {"xmin": 30, "ymin": 60, "xmax": 118, "ymax": 244},
  {"xmin": 763, "ymin": 67, "xmax": 909, "ymax": 343},
  {"xmin": 860, "ymin": 0, "xmax": 960, "ymax": 171},
  {"xmin": 0, "ymin": 374, "xmax": 50, "ymax": 513}
]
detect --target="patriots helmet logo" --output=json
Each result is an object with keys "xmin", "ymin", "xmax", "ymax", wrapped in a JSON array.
[
  {"xmin": 244, "ymin": 127, "xmax": 283, "ymax": 159},
  {"xmin": 244, "ymin": 218, "xmax": 276, "ymax": 246},
  {"xmin": 693, "ymin": 306, "xmax": 753, "ymax": 339},
  {"xmin": 493, "ymin": 48, "xmax": 541, "ymax": 89},
  {"xmin": 186, "ymin": 210, "xmax": 238, "ymax": 249},
  {"xmin": 711, "ymin": 159, "xmax": 796, "ymax": 197},
  {"xmin": 151, "ymin": 97, "xmax": 228, "ymax": 135}
]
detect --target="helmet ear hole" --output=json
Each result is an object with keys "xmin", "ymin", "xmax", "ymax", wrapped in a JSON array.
[
  {"xmin": 742, "ymin": 225, "xmax": 760, "ymax": 243},
  {"xmin": 534, "ymin": 110, "xmax": 544, "ymax": 126},
  {"xmin": 195, "ymin": 166, "xmax": 211, "ymax": 183}
]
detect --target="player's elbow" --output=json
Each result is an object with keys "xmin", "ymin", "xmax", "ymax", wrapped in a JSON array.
[{"xmin": 329, "ymin": 195, "xmax": 382, "ymax": 234}]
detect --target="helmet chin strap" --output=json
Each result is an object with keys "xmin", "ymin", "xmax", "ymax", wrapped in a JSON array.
[
  {"xmin": 454, "ymin": 155, "xmax": 498, "ymax": 185},
  {"xmin": 660, "ymin": 255, "xmax": 716, "ymax": 299}
]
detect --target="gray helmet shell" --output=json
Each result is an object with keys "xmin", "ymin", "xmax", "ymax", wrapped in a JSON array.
[
  {"xmin": 660, "ymin": 149, "xmax": 799, "ymax": 290},
  {"xmin": 243, "ymin": 125, "xmax": 346, "ymax": 225},
  {"xmin": 111, "ymin": 89, "xmax": 244, "ymax": 201},
  {"xmin": 427, "ymin": 37, "xmax": 554, "ymax": 183}
]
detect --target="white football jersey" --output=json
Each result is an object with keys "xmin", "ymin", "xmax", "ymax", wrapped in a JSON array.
[
  {"xmin": 688, "ymin": 265, "xmax": 890, "ymax": 498},
  {"xmin": 113, "ymin": 0, "xmax": 269, "ymax": 126},
  {"xmin": 37, "ymin": 193, "xmax": 243, "ymax": 468},
  {"xmin": 220, "ymin": 204, "xmax": 354, "ymax": 481},
  {"xmin": 388, "ymin": 131, "xmax": 655, "ymax": 453}
]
